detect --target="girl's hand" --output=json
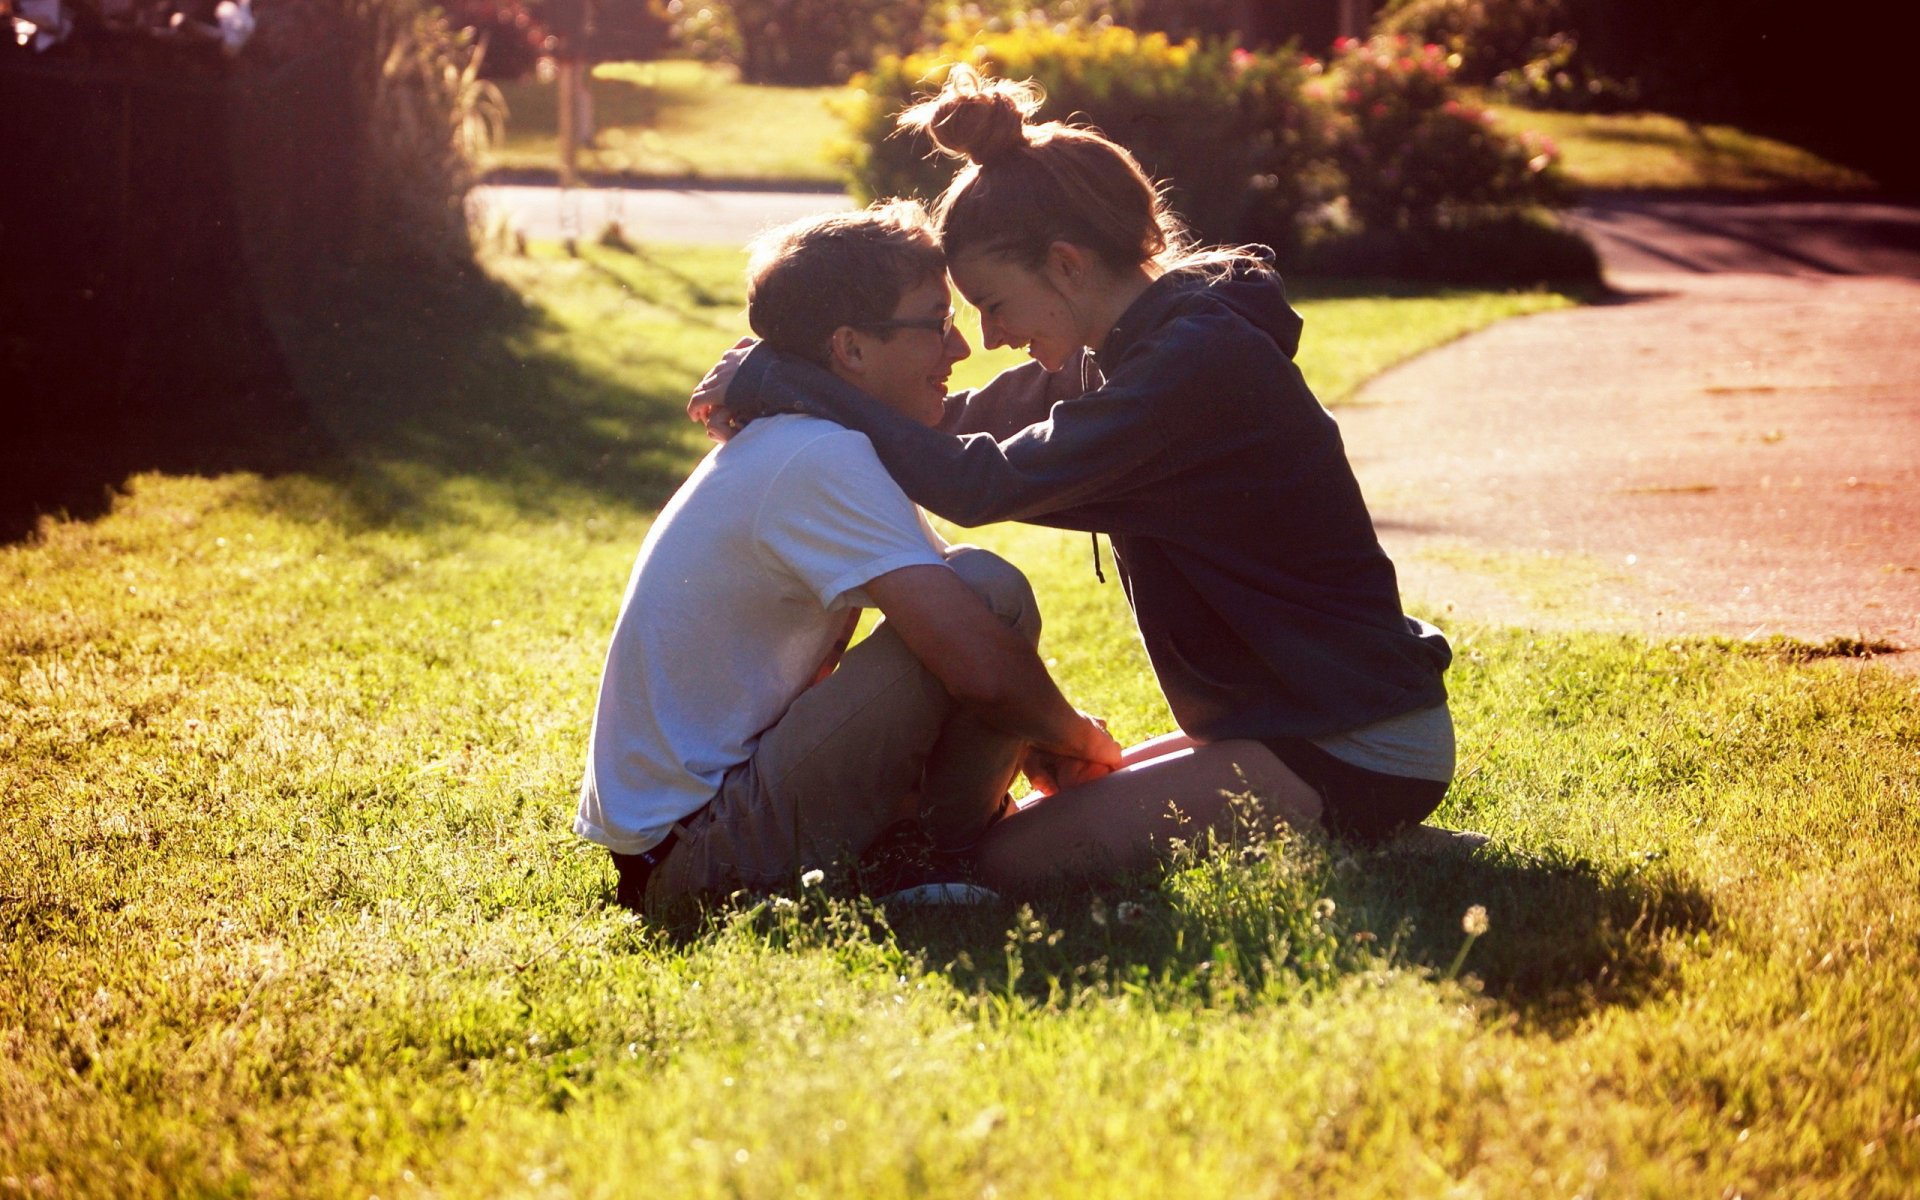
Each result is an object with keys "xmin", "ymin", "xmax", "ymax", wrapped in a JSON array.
[{"xmin": 688, "ymin": 337, "xmax": 757, "ymax": 442}]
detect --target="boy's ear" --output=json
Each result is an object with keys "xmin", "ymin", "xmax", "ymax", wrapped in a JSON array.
[{"xmin": 826, "ymin": 326, "xmax": 864, "ymax": 374}]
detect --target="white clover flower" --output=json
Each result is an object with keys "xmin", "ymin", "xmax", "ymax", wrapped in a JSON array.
[
  {"xmin": 800, "ymin": 868, "xmax": 824, "ymax": 889},
  {"xmin": 1462, "ymin": 905, "xmax": 1490, "ymax": 937}
]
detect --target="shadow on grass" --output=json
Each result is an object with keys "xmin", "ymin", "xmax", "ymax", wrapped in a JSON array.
[
  {"xmin": 1324, "ymin": 840, "xmax": 1715, "ymax": 1029},
  {"xmin": 880, "ymin": 839, "xmax": 1711, "ymax": 1029},
  {"xmin": 0, "ymin": 254, "xmax": 323, "ymax": 543},
  {"xmin": 647, "ymin": 825, "xmax": 1714, "ymax": 1031},
  {"xmin": 268, "ymin": 260, "xmax": 704, "ymax": 530},
  {"xmin": 1, "ymin": 249, "xmax": 716, "ymax": 544}
]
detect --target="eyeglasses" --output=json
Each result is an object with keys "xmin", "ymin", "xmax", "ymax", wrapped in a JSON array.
[{"xmin": 859, "ymin": 310, "xmax": 956, "ymax": 338}]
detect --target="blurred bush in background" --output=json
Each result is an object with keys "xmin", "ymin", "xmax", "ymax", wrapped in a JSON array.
[{"xmin": 839, "ymin": 17, "xmax": 1581, "ymax": 279}]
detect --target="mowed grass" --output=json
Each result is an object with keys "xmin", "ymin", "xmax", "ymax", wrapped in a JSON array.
[
  {"xmin": 485, "ymin": 59, "xmax": 1874, "ymax": 197},
  {"xmin": 4, "ymin": 245, "xmax": 1918, "ymax": 1197},
  {"xmin": 1481, "ymin": 100, "xmax": 1877, "ymax": 193},
  {"xmin": 488, "ymin": 60, "xmax": 846, "ymax": 183}
]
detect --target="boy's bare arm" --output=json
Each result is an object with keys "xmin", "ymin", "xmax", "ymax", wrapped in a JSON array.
[{"xmin": 861, "ymin": 564, "xmax": 1121, "ymax": 771}]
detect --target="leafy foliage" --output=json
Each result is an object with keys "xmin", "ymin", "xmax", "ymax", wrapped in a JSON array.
[
  {"xmin": 445, "ymin": 0, "xmax": 675, "ymax": 81},
  {"xmin": 1373, "ymin": 0, "xmax": 1635, "ymax": 110},
  {"xmin": 1322, "ymin": 34, "xmax": 1566, "ymax": 232},
  {"xmin": 840, "ymin": 21, "xmax": 1567, "ymax": 258},
  {"xmin": 340, "ymin": 0, "xmax": 503, "ymax": 268},
  {"xmin": 676, "ymin": 0, "xmax": 937, "ymax": 84},
  {"xmin": 841, "ymin": 20, "xmax": 1339, "ymax": 251}
]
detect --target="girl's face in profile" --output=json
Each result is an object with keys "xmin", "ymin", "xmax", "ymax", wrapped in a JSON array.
[{"xmin": 949, "ymin": 252, "xmax": 1085, "ymax": 373}]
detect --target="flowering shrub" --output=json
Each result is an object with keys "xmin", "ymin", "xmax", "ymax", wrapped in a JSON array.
[
  {"xmin": 1373, "ymin": 0, "xmax": 1635, "ymax": 111},
  {"xmin": 840, "ymin": 19, "xmax": 1338, "ymax": 250},
  {"xmin": 1373, "ymin": 0, "xmax": 1566, "ymax": 83},
  {"xmin": 839, "ymin": 23, "xmax": 1582, "ymax": 275},
  {"xmin": 1321, "ymin": 34, "xmax": 1565, "ymax": 231}
]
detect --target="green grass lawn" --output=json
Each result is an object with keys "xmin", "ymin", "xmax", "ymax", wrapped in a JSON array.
[
  {"xmin": 4, "ymin": 247, "xmax": 1916, "ymax": 1197},
  {"xmin": 1480, "ymin": 99, "xmax": 1877, "ymax": 193},
  {"xmin": 486, "ymin": 60, "xmax": 1875, "ymax": 197},
  {"xmin": 488, "ymin": 60, "xmax": 847, "ymax": 183}
]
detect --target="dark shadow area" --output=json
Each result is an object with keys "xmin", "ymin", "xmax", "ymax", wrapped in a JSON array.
[
  {"xmin": 1572, "ymin": 196, "xmax": 1920, "ymax": 281},
  {"xmin": 0, "ymin": 52, "xmax": 328, "ymax": 542},
  {"xmin": 642, "ymin": 830, "xmax": 1715, "ymax": 1032},
  {"xmin": 263, "ymin": 257, "xmax": 702, "ymax": 532},
  {"xmin": 1, "ymin": 39, "xmax": 716, "ymax": 545},
  {"xmin": 908, "ymin": 841, "xmax": 1710, "ymax": 1030},
  {"xmin": 1571, "ymin": 224, "xmax": 1720, "ymax": 275},
  {"xmin": 1285, "ymin": 214, "xmax": 1605, "ymax": 292},
  {"xmin": 1322, "ymin": 842, "xmax": 1716, "ymax": 1030}
]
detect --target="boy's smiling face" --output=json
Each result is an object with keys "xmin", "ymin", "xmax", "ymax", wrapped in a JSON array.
[{"xmin": 832, "ymin": 274, "xmax": 972, "ymax": 427}]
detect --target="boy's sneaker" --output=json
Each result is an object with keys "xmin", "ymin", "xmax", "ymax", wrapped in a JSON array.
[{"xmin": 877, "ymin": 881, "xmax": 1002, "ymax": 907}]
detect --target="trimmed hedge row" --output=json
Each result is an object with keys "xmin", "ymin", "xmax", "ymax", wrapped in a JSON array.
[{"xmin": 839, "ymin": 24, "xmax": 1592, "ymax": 282}]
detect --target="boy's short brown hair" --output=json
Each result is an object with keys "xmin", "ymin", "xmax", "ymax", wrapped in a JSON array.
[{"xmin": 745, "ymin": 200, "xmax": 945, "ymax": 367}]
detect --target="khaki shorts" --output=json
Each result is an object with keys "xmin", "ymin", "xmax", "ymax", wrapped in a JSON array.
[{"xmin": 642, "ymin": 547, "xmax": 1040, "ymax": 906}]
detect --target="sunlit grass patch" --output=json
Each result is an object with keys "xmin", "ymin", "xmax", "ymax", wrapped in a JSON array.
[
  {"xmin": 4, "ymin": 248, "xmax": 1918, "ymax": 1196},
  {"xmin": 948, "ymin": 280, "xmax": 1575, "ymax": 408},
  {"xmin": 489, "ymin": 60, "xmax": 846, "ymax": 183},
  {"xmin": 1481, "ymin": 101, "xmax": 1878, "ymax": 193}
]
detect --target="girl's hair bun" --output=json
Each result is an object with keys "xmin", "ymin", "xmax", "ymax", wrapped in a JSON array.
[{"xmin": 899, "ymin": 65, "xmax": 1041, "ymax": 166}]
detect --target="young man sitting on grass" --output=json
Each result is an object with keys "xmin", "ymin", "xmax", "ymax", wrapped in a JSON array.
[{"xmin": 575, "ymin": 201, "xmax": 1122, "ymax": 911}]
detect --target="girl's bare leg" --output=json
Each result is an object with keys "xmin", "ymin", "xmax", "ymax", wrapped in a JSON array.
[
  {"xmin": 1117, "ymin": 731, "xmax": 1197, "ymax": 767},
  {"xmin": 975, "ymin": 739, "xmax": 1323, "ymax": 892}
]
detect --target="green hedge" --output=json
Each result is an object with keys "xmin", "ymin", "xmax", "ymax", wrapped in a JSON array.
[
  {"xmin": 839, "ymin": 23, "xmax": 1578, "ymax": 274},
  {"xmin": 840, "ymin": 22, "xmax": 1338, "ymax": 253}
]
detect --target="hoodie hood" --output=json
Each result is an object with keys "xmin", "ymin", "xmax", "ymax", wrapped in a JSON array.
[{"xmin": 1097, "ymin": 248, "xmax": 1304, "ymax": 370}]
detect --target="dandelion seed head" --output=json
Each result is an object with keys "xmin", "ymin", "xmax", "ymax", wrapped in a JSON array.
[
  {"xmin": 800, "ymin": 868, "xmax": 824, "ymax": 889},
  {"xmin": 1462, "ymin": 905, "xmax": 1489, "ymax": 936},
  {"xmin": 1116, "ymin": 901, "xmax": 1147, "ymax": 925}
]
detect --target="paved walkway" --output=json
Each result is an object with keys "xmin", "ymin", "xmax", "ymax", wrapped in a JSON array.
[
  {"xmin": 1338, "ymin": 198, "xmax": 1920, "ymax": 666},
  {"xmin": 469, "ymin": 182, "xmax": 852, "ymax": 246},
  {"xmin": 476, "ymin": 182, "xmax": 1920, "ymax": 663}
]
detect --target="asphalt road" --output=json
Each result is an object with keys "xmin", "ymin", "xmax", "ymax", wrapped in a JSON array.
[
  {"xmin": 468, "ymin": 182, "xmax": 853, "ymax": 247},
  {"xmin": 1562, "ymin": 195, "xmax": 1920, "ymax": 280},
  {"xmin": 1342, "ymin": 196, "xmax": 1920, "ymax": 662}
]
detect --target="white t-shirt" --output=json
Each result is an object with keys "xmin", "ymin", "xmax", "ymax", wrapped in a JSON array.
[{"xmin": 575, "ymin": 414, "xmax": 948, "ymax": 855}]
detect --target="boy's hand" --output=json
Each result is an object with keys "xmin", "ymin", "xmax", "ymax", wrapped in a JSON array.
[
  {"xmin": 688, "ymin": 337, "xmax": 757, "ymax": 442},
  {"xmin": 1021, "ymin": 719, "xmax": 1120, "ymax": 796}
]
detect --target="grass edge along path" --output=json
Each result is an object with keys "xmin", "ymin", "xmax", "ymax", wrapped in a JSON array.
[
  {"xmin": 2, "ymin": 245, "xmax": 1916, "ymax": 1197},
  {"xmin": 484, "ymin": 60, "xmax": 1877, "ymax": 197}
]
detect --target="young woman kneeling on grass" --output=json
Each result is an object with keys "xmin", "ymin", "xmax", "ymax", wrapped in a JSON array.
[{"xmin": 701, "ymin": 67, "xmax": 1467, "ymax": 892}]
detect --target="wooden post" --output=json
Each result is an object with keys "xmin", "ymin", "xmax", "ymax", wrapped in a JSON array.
[{"xmin": 556, "ymin": 58, "xmax": 578, "ymax": 187}]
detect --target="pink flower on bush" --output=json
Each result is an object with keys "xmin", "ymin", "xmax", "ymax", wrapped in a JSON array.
[{"xmin": 1231, "ymin": 47, "xmax": 1255, "ymax": 75}]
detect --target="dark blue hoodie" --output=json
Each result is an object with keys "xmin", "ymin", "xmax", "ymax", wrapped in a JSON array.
[{"xmin": 727, "ymin": 255, "xmax": 1451, "ymax": 741}]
